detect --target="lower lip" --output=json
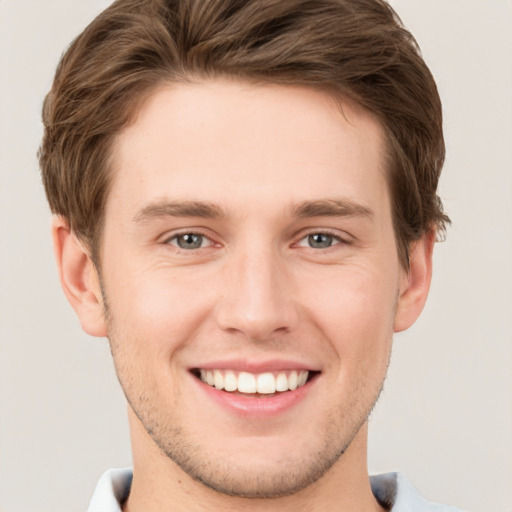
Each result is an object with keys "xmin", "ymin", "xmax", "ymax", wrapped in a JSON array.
[{"xmin": 193, "ymin": 375, "xmax": 317, "ymax": 418}]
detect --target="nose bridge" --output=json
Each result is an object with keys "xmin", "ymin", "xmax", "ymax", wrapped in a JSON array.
[{"xmin": 216, "ymin": 242, "xmax": 298, "ymax": 339}]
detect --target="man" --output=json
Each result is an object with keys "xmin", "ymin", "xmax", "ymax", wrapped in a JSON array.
[{"xmin": 39, "ymin": 0, "xmax": 461, "ymax": 510}]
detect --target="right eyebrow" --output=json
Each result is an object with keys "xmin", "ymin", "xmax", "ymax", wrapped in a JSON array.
[
  {"xmin": 133, "ymin": 200, "xmax": 225, "ymax": 223},
  {"xmin": 291, "ymin": 198, "xmax": 374, "ymax": 219}
]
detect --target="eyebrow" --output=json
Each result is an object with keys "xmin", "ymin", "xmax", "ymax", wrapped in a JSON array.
[
  {"xmin": 291, "ymin": 199, "xmax": 374, "ymax": 219},
  {"xmin": 133, "ymin": 198, "xmax": 373, "ymax": 223},
  {"xmin": 133, "ymin": 200, "xmax": 225, "ymax": 223}
]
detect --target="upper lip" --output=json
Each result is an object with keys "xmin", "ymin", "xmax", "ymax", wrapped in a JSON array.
[{"xmin": 190, "ymin": 359, "xmax": 321, "ymax": 373}]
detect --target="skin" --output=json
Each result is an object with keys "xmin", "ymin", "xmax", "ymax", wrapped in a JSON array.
[{"xmin": 53, "ymin": 79, "xmax": 434, "ymax": 511}]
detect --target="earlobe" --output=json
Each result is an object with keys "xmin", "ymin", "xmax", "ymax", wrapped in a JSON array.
[
  {"xmin": 394, "ymin": 229, "xmax": 436, "ymax": 333},
  {"xmin": 52, "ymin": 216, "xmax": 107, "ymax": 337}
]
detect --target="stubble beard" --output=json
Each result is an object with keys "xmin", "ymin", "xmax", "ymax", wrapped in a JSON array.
[
  {"xmin": 121, "ymin": 377, "xmax": 383, "ymax": 500},
  {"xmin": 109, "ymin": 343, "xmax": 387, "ymax": 499},
  {"xmin": 102, "ymin": 293, "xmax": 389, "ymax": 499}
]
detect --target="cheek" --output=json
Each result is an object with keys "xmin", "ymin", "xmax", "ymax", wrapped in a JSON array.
[
  {"xmin": 104, "ymin": 264, "xmax": 216, "ymax": 361},
  {"xmin": 298, "ymin": 265, "xmax": 398, "ymax": 360}
]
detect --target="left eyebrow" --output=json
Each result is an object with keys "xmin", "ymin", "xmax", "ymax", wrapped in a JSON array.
[
  {"xmin": 291, "ymin": 199, "xmax": 374, "ymax": 219},
  {"xmin": 133, "ymin": 200, "xmax": 226, "ymax": 223}
]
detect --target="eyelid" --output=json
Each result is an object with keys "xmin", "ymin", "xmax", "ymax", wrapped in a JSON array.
[
  {"xmin": 294, "ymin": 228, "xmax": 352, "ymax": 248},
  {"xmin": 161, "ymin": 228, "xmax": 218, "ymax": 248},
  {"xmin": 158, "ymin": 227, "xmax": 351, "ymax": 249}
]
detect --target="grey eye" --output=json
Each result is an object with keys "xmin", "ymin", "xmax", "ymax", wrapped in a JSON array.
[
  {"xmin": 175, "ymin": 233, "xmax": 204, "ymax": 249},
  {"xmin": 308, "ymin": 233, "xmax": 334, "ymax": 248}
]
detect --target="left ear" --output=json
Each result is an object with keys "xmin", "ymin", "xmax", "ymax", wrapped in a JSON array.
[{"xmin": 394, "ymin": 229, "xmax": 436, "ymax": 333}]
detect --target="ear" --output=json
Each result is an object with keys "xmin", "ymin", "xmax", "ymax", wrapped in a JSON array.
[
  {"xmin": 52, "ymin": 216, "xmax": 107, "ymax": 337},
  {"xmin": 394, "ymin": 229, "xmax": 436, "ymax": 333}
]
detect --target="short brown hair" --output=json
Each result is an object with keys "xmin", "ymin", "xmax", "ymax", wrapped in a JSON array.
[{"xmin": 39, "ymin": 0, "xmax": 449, "ymax": 267}]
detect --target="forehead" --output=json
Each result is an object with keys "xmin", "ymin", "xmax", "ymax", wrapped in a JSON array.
[{"xmin": 108, "ymin": 79, "xmax": 388, "ymax": 218}]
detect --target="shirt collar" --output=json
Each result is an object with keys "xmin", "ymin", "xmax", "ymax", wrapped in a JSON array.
[{"xmin": 87, "ymin": 468, "xmax": 462, "ymax": 512}]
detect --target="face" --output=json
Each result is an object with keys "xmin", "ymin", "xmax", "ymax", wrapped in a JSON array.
[{"xmin": 97, "ymin": 79, "xmax": 407, "ymax": 497}]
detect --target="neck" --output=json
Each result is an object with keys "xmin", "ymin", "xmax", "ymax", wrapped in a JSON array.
[{"xmin": 123, "ymin": 411, "xmax": 385, "ymax": 512}]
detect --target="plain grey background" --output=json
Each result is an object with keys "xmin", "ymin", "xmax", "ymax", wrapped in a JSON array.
[{"xmin": 1, "ymin": 1, "xmax": 511, "ymax": 511}]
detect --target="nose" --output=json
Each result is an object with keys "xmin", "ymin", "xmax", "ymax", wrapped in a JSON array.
[{"xmin": 215, "ymin": 247, "xmax": 300, "ymax": 341}]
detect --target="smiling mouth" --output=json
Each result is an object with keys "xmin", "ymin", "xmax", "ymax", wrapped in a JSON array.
[{"xmin": 192, "ymin": 369, "xmax": 318, "ymax": 395}]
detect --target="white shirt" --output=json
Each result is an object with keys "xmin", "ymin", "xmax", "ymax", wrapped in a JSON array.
[{"xmin": 87, "ymin": 468, "xmax": 463, "ymax": 512}]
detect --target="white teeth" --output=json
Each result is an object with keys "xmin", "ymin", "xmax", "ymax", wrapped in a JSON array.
[
  {"xmin": 224, "ymin": 371, "xmax": 238, "ymax": 392},
  {"xmin": 288, "ymin": 371, "xmax": 298, "ymax": 391},
  {"xmin": 257, "ymin": 372, "xmax": 275, "ymax": 394},
  {"xmin": 238, "ymin": 372, "xmax": 257, "ymax": 393},
  {"xmin": 214, "ymin": 369, "xmax": 224, "ymax": 390},
  {"xmin": 275, "ymin": 372, "xmax": 288, "ymax": 392},
  {"xmin": 198, "ymin": 369, "xmax": 310, "ymax": 394}
]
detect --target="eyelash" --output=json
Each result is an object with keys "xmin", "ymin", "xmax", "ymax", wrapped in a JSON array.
[
  {"xmin": 164, "ymin": 230, "xmax": 215, "ymax": 250},
  {"xmin": 295, "ymin": 229, "xmax": 348, "ymax": 250},
  {"xmin": 163, "ymin": 229, "xmax": 349, "ymax": 252}
]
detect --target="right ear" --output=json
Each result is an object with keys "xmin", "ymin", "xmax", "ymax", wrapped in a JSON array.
[{"xmin": 51, "ymin": 216, "xmax": 107, "ymax": 337}]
